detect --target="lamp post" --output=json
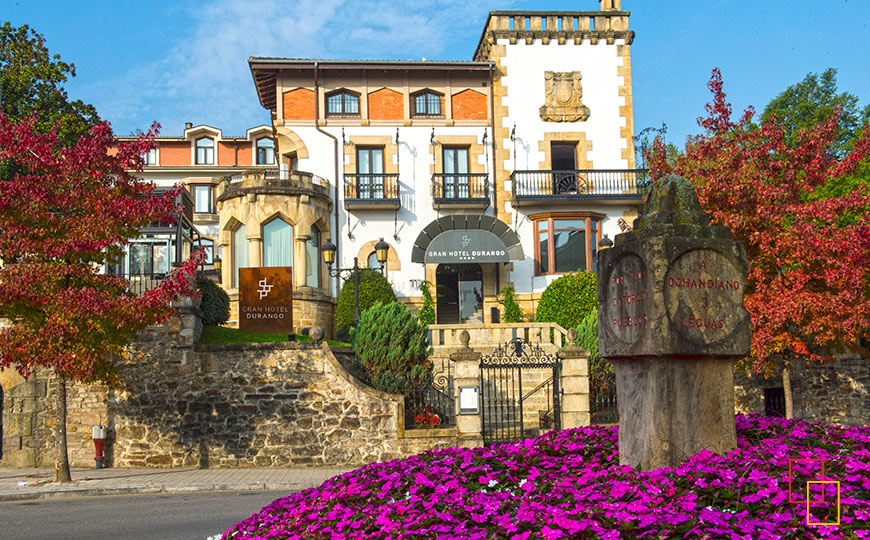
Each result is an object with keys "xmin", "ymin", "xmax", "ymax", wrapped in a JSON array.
[{"xmin": 322, "ymin": 237, "xmax": 390, "ymax": 326}]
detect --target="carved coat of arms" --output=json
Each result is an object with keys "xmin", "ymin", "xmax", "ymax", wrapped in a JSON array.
[{"xmin": 539, "ymin": 71, "xmax": 590, "ymax": 122}]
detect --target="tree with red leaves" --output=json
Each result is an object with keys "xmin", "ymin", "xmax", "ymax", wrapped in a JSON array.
[
  {"xmin": 649, "ymin": 69, "xmax": 870, "ymax": 383},
  {"xmin": 0, "ymin": 113, "xmax": 201, "ymax": 482}
]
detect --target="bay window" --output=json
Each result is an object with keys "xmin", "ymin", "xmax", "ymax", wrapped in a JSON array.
[{"xmin": 533, "ymin": 213, "xmax": 603, "ymax": 275}]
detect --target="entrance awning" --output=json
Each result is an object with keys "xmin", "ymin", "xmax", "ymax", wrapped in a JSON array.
[{"xmin": 411, "ymin": 214, "xmax": 524, "ymax": 264}]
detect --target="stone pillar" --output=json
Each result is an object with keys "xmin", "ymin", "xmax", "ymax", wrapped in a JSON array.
[
  {"xmin": 248, "ymin": 237, "xmax": 262, "ymax": 268},
  {"xmin": 598, "ymin": 175, "xmax": 750, "ymax": 471},
  {"xmin": 557, "ymin": 329, "xmax": 591, "ymax": 429},
  {"xmin": 450, "ymin": 330, "xmax": 483, "ymax": 448},
  {"xmin": 295, "ymin": 235, "xmax": 310, "ymax": 287}
]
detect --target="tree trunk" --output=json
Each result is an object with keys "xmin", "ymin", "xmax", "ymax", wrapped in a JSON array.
[
  {"xmin": 55, "ymin": 372, "xmax": 72, "ymax": 483},
  {"xmin": 782, "ymin": 362, "xmax": 794, "ymax": 420}
]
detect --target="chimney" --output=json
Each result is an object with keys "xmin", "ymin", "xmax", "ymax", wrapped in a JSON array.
[
  {"xmin": 600, "ymin": 0, "xmax": 621, "ymax": 10},
  {"xmin": 185, "ymin": 122, "xmax": 193, "ymax": 129}
]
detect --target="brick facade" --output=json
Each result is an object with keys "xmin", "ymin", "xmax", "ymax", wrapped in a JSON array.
[
  {"xmin": 451, "ymin": 89, "xmax": 488, "ymax": 120},
  {"xmin": 283, "ymin": 88, "xmax": 316, "ymax": 120},
  {"xmin": 157, "ymin": 141, "xmax": 191, "ymax": 166},
  {"xmin": 367, "ymin": 88, "xmax": 404, "ymax": 120}
]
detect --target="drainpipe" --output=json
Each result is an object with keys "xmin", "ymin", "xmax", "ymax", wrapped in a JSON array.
[
  {"xmin": 489, "ymin": 64, "xmax": 497, "ymax": 221},
  {"xmin": 488, "ymin": 64, "xmax": 502, "ymax": 298},
  {"xmin": 313, "ymin": 61, "xmax": 341, "ymax": 297}
]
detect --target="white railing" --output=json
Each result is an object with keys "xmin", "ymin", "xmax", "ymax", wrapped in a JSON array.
[{"xmin": 428, "ymin": 322, "xmax": 570, "ymax": 349}]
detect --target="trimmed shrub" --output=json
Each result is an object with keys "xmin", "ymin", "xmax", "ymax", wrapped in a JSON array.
[
  {"xmin": 535, "ymin": 271, "xmax": 597, "ymax": 330},
  {"xmin": 351, "ymin": 301, "xmax": 432, "ymax": 393},
  {"xmin": 335, "ymin": 268, "xmax": 397, "ymax": 332},
  {"xmin": 417, "ymin": 280, "xmax": 436, "ymax": 327},
  {"xmin": 498, "ymin": 286, "xmax": 522, "ymax": 323},
  {"xmin": 576, "ymin": 307, "xmax": 613, "ymax": 386},
  {"xmin": 196, "ymin": 277, "xmax": 230, "ymax": 326}
]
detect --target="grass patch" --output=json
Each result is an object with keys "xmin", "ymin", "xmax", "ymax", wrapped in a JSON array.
[{"xmin": 199, "ymin": 325, "xmax": 350, "ymax": 347}]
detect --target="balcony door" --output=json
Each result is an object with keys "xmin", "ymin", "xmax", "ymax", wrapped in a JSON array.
[
  {"xmin": 551, "ymin": 142, "xmax": 578, "ymax": 194},
  {"xmin": 442, "ymin": 147, "xmax": 469, "ymax": 198},
  {"xmin": 357, "ymin": 147, "xmax": 384, "ymax": 199}
]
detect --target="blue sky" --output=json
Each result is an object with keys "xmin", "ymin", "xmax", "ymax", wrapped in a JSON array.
[{"xmin": 6, "ymin": 0, "xmax": 869, "ymax": 147}]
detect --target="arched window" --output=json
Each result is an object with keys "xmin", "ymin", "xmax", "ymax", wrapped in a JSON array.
[
  {"xmin": 263, "ymin": 218, "xmax": 293, "ymax": 267},
  {"xmin": 256, "ymin": 138, "xmax": 275, "ymax": 165},
  {"xmin": 196, "ymin": 137, "xmax": 214, "ymax": 165},
  {"xmin": 232, "ymin": 224, "xmax": 249, "ymax": 288},
  {"xmin": 367, "ymin": 251, "xmax": 380, "ymax": 270},
  {"xmin": 412, "ymin": 90, "xmax": 442, "ymax": 116},
  {"xmin": 326, "ymin": 89, "xmax": 360, "ymax": 116},
  {"xmin": 306, "ymin": 226, "xmax": 321, "ymax": 288}
]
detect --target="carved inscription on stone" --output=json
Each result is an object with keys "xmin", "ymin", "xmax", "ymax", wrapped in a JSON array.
[
  {"xmin": 664, "ymin": 249, "xmax": 744, "ymax": 345},
  {"xmin": 606, "ymin": 254, "xmax": 648, "ymax": 344},
  {"xmin": 539, "ymin": 71, "xmax": 591, "ymax": 122}
]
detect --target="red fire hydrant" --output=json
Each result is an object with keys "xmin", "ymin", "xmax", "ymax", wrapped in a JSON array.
[{"xmin": 92, "ymin": 425, "xmax": 107, "ymax": 469}]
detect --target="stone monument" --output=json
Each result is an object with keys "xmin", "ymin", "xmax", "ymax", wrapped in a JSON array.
[{"xmin": 597, "ymin": 175, "xmax": 750, "ymax": 470}]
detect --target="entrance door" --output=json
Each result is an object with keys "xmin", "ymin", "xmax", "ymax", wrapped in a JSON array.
[{"xmin": 436, "ymin": 264, "xmax": 483, "ymax": 324}]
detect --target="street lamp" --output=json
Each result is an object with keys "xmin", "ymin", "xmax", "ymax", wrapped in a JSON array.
[{"xmin": 323, "ymin": 238, "xmax": 389, "ymax": 326}]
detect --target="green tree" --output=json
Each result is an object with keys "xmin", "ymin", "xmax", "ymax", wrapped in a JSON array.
[
  {"xmin": 498, "ymin": 286, "xmax": 522, "ymax": 323},
  {"xmin": 335, "ymin": 269, "xmax": 397, "ymax": 332},
  {"xmin": 0, "ymin": 23, "xmax": 99, "ymax": 146},
  {"xmin": 761, "ymin": 68, "xmax": 869, "ymax": 158},
  {"xmin": 351, "ymin": 302, "xmax": 431, "ymax": 393},
  {"xmin": 417, "ymin": 280, "xmax": 436, "ymax": 327}
]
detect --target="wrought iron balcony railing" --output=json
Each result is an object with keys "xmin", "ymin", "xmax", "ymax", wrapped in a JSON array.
[
  {"xmin": 431, "ymin": 173, "xmax": 490, "ymax": 209},
  {"xmin": 343, "ymin": 173, "xmax": 400, "ymax": 210},
  {"xmin": 510, "ymin": 169, "xmax": 650, "ymax": 206}
]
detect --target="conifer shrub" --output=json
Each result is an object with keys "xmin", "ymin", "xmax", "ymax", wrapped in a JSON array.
[
  {"xmin": 576, "ymin": 307, "xmax": 613, "ymax": 385},
  {"xmin": 196, "ymin": 277, "xmax": 230, "ymax": 326},
  {"xmin": 498, "ymin": 286, "xmax": 523, "ymax": 323},
  {"xmin": 417, "ymin": 280, "xmax": 436, "ymax": 327},
  {"xmin": 351, "ymin": 301, "xmax": 432, "ymax": 394},
  {"xmin": 335, "ymin": 268, "xmax": 397, "ymax": 332},
  {"xmin": 535, "ymin": 271, "xmax": 597, "ymax": 330}
]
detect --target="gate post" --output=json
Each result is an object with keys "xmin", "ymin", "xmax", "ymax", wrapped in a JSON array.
[
  {"xmin": 450, "ymin": 330, "xmax": 483, "ymax": 448},
  {"xmin": 557, "ymin": 329, "xmax": 590, "ymax": 428}
]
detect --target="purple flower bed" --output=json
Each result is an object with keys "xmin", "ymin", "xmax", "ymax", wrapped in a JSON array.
[{"xmin": 223, "ymin": 414, "xmax": 870, "ymax": 539}]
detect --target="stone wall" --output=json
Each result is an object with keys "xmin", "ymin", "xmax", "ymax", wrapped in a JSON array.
[
  {"xmin": 1, "ymin": 308, "xmax": 462, "ymax": 469},
  {"xmin": 734, "ymin": 354, "xmax": 869, "ymax": 427}
]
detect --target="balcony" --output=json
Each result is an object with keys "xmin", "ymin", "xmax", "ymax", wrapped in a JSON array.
[
  {"xmin": 219, "ymin": 168, "xmax": 330, "ymax": 203},
  {"xmin": 510, "ymin": 169, "xmax": 650, "ymax": 206},
  {"xmin": 431, "ymin": 173, "xmax": 490, "ymax": 210},
  {"xmin": 344, "ymin": 173, "xmax": 400, "ymax": 210}
]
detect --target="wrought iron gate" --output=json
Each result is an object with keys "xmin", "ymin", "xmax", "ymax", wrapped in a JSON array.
[
  {"xmin": 590, "ymin": 370, "xmax": 618, "ymax": 424},
  {"xmin": 480, "ymin": 338, "xmax": 561, "ymax": 446}
]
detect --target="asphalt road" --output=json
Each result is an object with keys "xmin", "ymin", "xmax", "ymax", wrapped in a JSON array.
[{"xmin": 0, "ymin": 490, "xmax": 289, "ymax": 540}]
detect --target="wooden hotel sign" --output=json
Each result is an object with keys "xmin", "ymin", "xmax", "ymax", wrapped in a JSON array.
[{"xmin": 239, "ymin": 267, "xmax": 293, "ymax": 333}]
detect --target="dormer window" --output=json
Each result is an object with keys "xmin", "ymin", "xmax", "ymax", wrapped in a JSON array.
[
  {"xmin": 326, "ymin": 90, "xmax": 360, "ymax": 116},
  {"xmin": 412, "ymin": 90, "xmax": 442, "ymax": 117},
  {"xmin": 195, "ymin": 137, "xmax": 214, "ymax": 165},
  {"xmin": 256, "ymin": 138, "xmax": 275, "ymax": 165}
]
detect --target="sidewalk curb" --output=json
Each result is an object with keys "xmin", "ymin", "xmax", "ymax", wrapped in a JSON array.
[{"xmin": 0, "ymin": 483, "xmax": 300, "ymax": 503}]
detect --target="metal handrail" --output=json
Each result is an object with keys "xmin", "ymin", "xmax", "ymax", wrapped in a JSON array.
[
  {"xmin": 343, "ymin": 173, "xmax": 400, "ymax": 200},
  {"xmin": 431, "ymin": 173, "xmax": 489, "ymax": 200},
  {"xmin": 511, "ymin": 169, "xmax": 650, "ymax": 198}
]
